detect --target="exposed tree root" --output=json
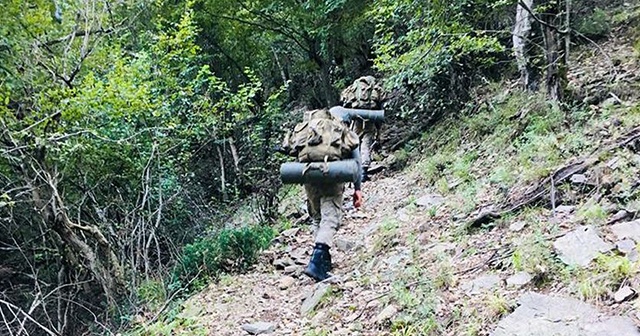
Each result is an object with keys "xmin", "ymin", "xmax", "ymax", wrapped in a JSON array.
[{"xmin": 468, "ymin": 125, "xmax": 640, "ymax": 228}]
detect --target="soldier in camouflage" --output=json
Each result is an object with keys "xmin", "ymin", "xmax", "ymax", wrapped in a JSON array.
[
  {"xmin": 281, "ymin": 109, "xmax": 363, "ymax": 282},
  {"xmin": 340, "ymin": 76, "xmax": 385, "ymax": 182}
]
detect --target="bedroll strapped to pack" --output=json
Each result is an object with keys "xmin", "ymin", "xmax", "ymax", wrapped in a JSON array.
[
  {"xmin": 282, "ymin": 109, "xmax": 359, "ymax": 163},
  {"xmin": 340, "ymin": 76, "xmax": 384, "ymax": 110}
]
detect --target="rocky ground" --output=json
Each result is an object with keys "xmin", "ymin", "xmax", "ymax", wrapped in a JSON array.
[{"xmin": 159, "ymin": 23, "xmax": 640, "ymax": 336}]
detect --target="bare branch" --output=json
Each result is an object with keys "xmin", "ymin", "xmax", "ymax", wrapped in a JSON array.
[
  {"xmin": 0, "ymin": 299, "xmax": 58, "ymax": 336},
  {"xmin": 39, "ymin": 29, "xmax": 114, "ymax": 48}
]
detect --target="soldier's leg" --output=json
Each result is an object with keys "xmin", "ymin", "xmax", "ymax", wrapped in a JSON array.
[
  {"xmin": 304, "ymin": 184, "xmax": 321, "ymax": 237},
  {"xmin": 304, "ymin": 183, "xmax": 344, "ymax": 281},
  {"xmin": 360, "ymin": 132, "xmax": 373, "ymax": 182},
  {"xmin": 314, "ymin": 183, "xmax": 345, "ymax": 248},
  {"xmin": 361, "ymin": 132, "xmax": 373, "ymax": 168}
]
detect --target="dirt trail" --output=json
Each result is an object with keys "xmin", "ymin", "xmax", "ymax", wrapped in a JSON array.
[{"xmin": 186, "ymin": 173, "xmax": 421, "ymax": 335}]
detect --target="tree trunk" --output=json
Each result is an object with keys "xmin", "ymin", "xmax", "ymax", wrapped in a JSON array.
[
  {"xmin": 30, "ymin": 168, "xmax": 124, "ymax": 305},
  {"xmin": 513, "ymin": 0, "xmax": 535, "ymax": 90},
  {"xmin": 565, "ymin": 0, "xmax": 571, "ymax": 66},
  {"xmin": 217, "ymin": 143, "xmax": 227, "ymax": 201},
  {"xmin": 542, "ymin": 1, "xmax": 566, "ymax": 102}
]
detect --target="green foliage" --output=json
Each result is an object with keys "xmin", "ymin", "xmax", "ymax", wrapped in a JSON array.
[
  {"xmin": 137, "ymin": 280, "xmax": 168, "ymax": 312},
  {"xmin": 487, "ymin": 292, "xmax": 512, "ymax": 317},
  {"xmin": 573, "ymin": 254, "xmax": 636, "ymax": 300},
  {"xmin": 174, "ymin": 225, "xmax": 275, "ymax": 289},
  {"xmin": 389, "ymin": 266, "xmax": 441, "ymax": 334},
  {"xmin": 577, "ymin": 200, "xmax": 608, "ymax": 225},
  {"xmin": 370, "ymin": 0, "xmax": 510, "ymax": 122},
  {"xmin": 575, "ymin": 8, "xmax": 611, "ymax": 38},
  {"xmin": 130, "ymin": 301, "xmax": 208, "ymax": 336}
]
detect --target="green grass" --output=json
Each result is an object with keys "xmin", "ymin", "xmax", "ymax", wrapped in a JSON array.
[
  {"xmin": 509, "ymin": 229, "xmax": 561, "ymax": 278},
  {"xmin": 373, "ymin": 218, "xmax": 400, "ymax": 253},
  {"xmin": 385, "ymin": 266, "xmax": 441, "ymax": 334},
  {"xmin": 137, "ymin": 279, "xmax": 167, "ymax": 311},
  {"xmin": 487, "ymin": 292, "xmax": 512, "ymax": 318},
  {"xmin": 577, "ymin": 200, "xmax": 608, "ymax": 225},
  {"xmin": 304, "ymin": 328, "xmax": 330, "ymax": 336},
  {"xmin": 571, "ymin": 253, "xmax": 637, "ymax": 301}
]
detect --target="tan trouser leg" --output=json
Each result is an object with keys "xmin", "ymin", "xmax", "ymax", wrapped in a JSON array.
[
  {"xmin": 360, "ymin": 132, "xmax": 373, "ymax": 168},
  {"xmin": 304, "ymin": 183, "xmax": 344, "ymax": 247},
  {"xmin": 305, "ymin": 185, "xmax": 322, "ymax": 236}
]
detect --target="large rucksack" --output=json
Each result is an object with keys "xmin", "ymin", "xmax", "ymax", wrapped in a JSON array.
[
  {"xmin": 282, "ymin": 109, "xmax": 359, "ymax": 163},
  {"xmin": 340, "ymin": 76, "xmax": 384, "ymax": 110}
]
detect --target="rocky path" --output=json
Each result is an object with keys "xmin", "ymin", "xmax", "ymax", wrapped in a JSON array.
[{"xmin": 184, "ymin": 159, "xmax": 640, "ymax": 335}]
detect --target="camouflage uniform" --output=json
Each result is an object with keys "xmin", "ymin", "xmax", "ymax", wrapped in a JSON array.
[
  {"xmin": 305, "ymin": 182, "xmax": 344, "ymax": 248},
  {"xmin": 341, "ymin": 76, "xmax": 383, "ymax": 176},
  {"xmin": 351, "ymin": 119, "xmax": 376, "ymax": 171},
  {"xmin": 280, "ymin": 108, "xmax": 362, "ymax": 281}
]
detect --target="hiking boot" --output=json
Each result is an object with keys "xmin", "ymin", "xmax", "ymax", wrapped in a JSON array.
[
  {"xmin": 304, "ymin": 243, "xmax": 331, "ymax": 282},
  {"xmin": 361, "ymin": 167, "xmax": 370, "ymax": 183},
  {"xmin": 323, "ymin": 246, "xmax": 332, "ymax": 271}
]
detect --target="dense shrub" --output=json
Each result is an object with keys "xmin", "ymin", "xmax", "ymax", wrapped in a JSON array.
[
  {"xmin": 575, "ymin": 8, "xmax": 611, "ymax": 39},
  {"xmin": 173, "ymin": 225, "xmax": 275, "ymax": 289}
]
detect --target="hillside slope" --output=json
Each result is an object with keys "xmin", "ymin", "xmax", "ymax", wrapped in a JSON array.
[{"xmin": 142, "ymin": 30, "xmax": 640, "ymax": 336}]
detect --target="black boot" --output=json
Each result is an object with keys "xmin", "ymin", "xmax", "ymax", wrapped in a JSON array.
[
  {"xmin": 304, "ymin": 243, "xmax": 331, "ymax": 282},
  {"xmin": 323, "ymin": 248, "xmax": 332, "ymax": 271},
  {"xmin": 361, "ymin": 167, "xmax": 370, "ymax": 183}
]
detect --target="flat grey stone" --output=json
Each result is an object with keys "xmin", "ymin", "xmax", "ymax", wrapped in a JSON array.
[
  {"xmin": 616, "ymin": 239, "xmax": 636, "ymax": 255},
  {"xmin": 556, "ymin": 205, "xmax": 576, "ymax": 214},
  {"xmin": 614, "ymin": 286, "xmax": 636, "ymax": 303},
  {"xmin": 609, "ymin": 210, "xmax": 629, "ymax": 224},
  {"xmin": 301, "ymin": 283, "xmax": 331, "ymax": 315},
  {"xmin": 361, "ymin": 222, "xmax": 380, "ymax": 236},
  {"xmin": 385, "ymin": 252, "xmax": 410, "ymax": 267},
  {"xmin": 241, "ymin": 322, "xmax": 275, "ymax": 335},
  {"xmin": 571, "ymin": 174, "xmax": 587, "ymax": 184},
  {"xmin": 375, "ymin": 305, "xmax": 399, "ymax": 323},
  {"xmin": 607, "ymin": 157, "xmax": 621, "ymax": 169},
  {"xmin": 506, "ymin": 272, "xmax": 533, "ymax": 288},
  {"xmin": 280, "ymin": 228, "xmax": 300, "ymax": 238},
  {"xmin": 493, "ymin": 292, "xmax": 640, "ymax": 336},
  {"xmin": 335, "ymin": 238, "xmax": 356, "ymax": 252},
  {"xmin": 463, "ymin": 274, "xmax": 501, "ymax": 295},
  {"xmin": 415, "ymin": 194, "xmax": 444, "ymax": 207},
  {"xmin": 602, "ymin": 97, "xmax": 621, "ymax": 108},
  {"xmin": 278, "ymin": 276, "xmax": 295, "ymax": 290},
  {"xmin": 397, "ymin": 208, "xmax": 411, "ymax": 222},
  {"xmin": 611, "ymin": 220, "xmax": 640, "ymax": 242},
  {"xmin": 426, "ymin": 242, "xmax": 456, "ymax": 255},
  {"xmin": 283, "ymin": 265, "xmax": 302, "ymax": 274},
  {"xmin": 553, "ymin": 226, "xmax": 613, "ymax": 267},
  {"xmin": 509, "ymin": 221, "xmax": 527, "ymax": 232}
]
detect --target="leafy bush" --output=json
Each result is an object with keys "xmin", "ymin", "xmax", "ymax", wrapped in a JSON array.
[
  {"xmin": 369, "ymin": 0, "xmax": 511, "ymax": 131},
  {"xmin": 173, "ymin": 225, "xmax": 275, "ymax": 289},
  {"xmin": 575, "ymin": 8, "xmax": 610, "ymax": 38}
]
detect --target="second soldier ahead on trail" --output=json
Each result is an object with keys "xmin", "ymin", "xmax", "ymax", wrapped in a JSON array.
[
  {"xmin": 339, "ymin": 76, "xmax": 386, "ymax": 183},
  {"xmin": 281, "ymin": 109, "xmax": 363, "ymax": 282}
]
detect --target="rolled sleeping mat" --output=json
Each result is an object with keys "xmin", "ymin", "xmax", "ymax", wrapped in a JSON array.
[
  {"xmin": 280, "ymin": 159, "xmax": 360, "ymax": 184},
  {"xmin": 329, "ymin": 106, "xmax": 385, "ymax": 123}
]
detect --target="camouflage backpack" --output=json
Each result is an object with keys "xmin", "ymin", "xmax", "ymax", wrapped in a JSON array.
[
  {"xmin": 282, "ymin": 109, "xmax": 359, "ymax": 163},
  {"xmin": 340, "ymin": 76, "xmax": 384, "ymax": 110}
]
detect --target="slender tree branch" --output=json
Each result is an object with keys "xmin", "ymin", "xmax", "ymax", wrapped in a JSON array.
[
  {"xmin": 517, "ymin": 0, "xmax": 569, "ymax": 34},
  {"xmin": 0, "ymin": 299, "xmax": 58, "ymax": 336}
]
